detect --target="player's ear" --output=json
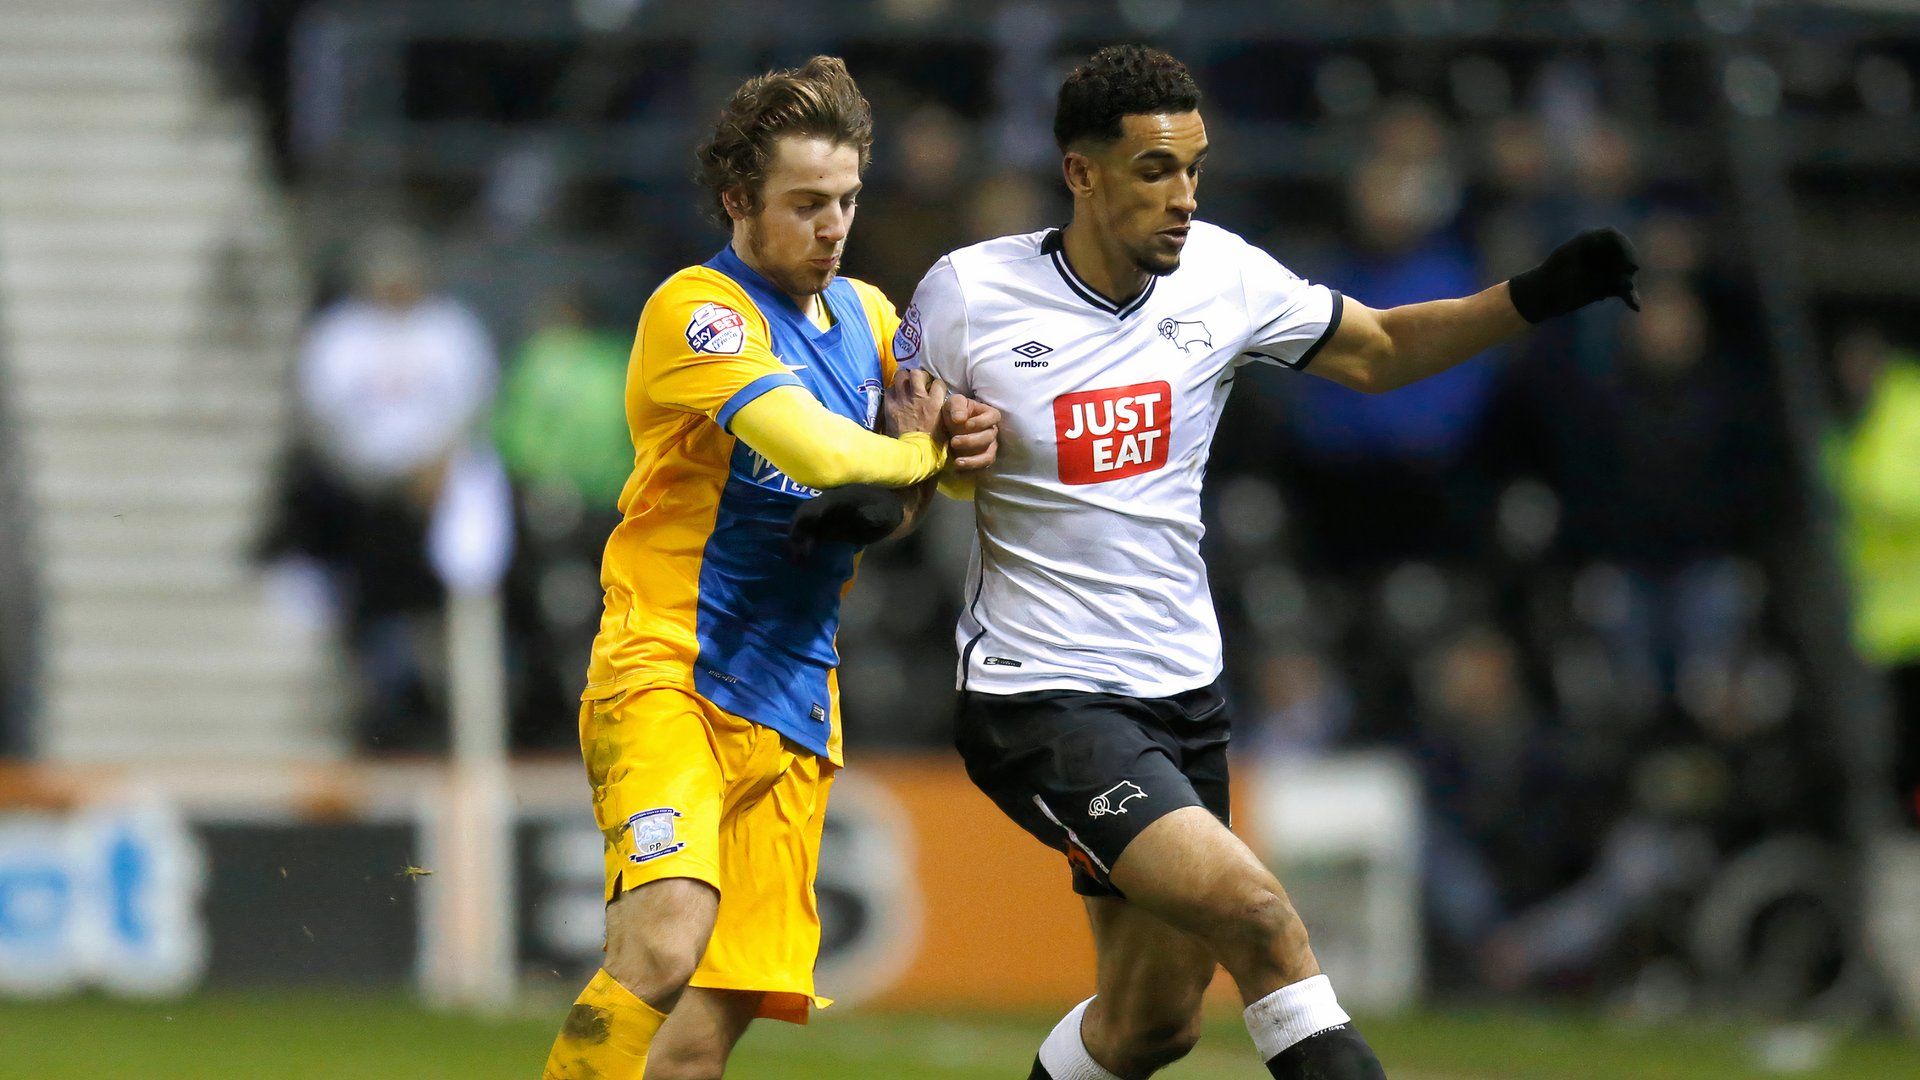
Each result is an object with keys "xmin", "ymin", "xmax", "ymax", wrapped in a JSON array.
[
  {"xmin": 1061, "ymin": 150, "xmax": 1097, "ymax": 201},
  {"xmin": 721, "ymin": 185, "xmax": 752, "ymax": 222}
]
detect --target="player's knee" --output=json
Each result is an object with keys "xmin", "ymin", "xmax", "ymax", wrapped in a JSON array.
[
  {"xmin": 1209, "ymin": 883, "xmax": 1310, "ymax": 962},
  {"xmin": 602, "ymin": 931, "xmax": 702, "ymax": 1003}
]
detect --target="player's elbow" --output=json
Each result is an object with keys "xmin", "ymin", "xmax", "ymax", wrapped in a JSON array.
[
  {"xmin": 1361, "ymin": 362, "xmax": 1416, "ymax": 394},
  {"xmin": 1341, "ymin": 310, "xmax": 1411, "ymax": 393},
  {"xmin": 1356, "ymin": 335, "xmax": 1414, "ymax": 394},
  {"xmin": 1340, "ymin": 363, "xmax": 1394, "ymax": 395},
  {"xmin": 1322, "ymin": 353, "xmax": 1397, "ymax": 395}
]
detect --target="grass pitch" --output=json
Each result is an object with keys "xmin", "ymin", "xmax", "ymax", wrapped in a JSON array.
[{"xmin": 0, "ymin": 993, "xmax": 1914, "ymax": 1078}]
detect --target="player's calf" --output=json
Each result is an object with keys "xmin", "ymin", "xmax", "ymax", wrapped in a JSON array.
[
  {"xmin": 1031, "ymin": 998, "xmax": 1203, "ymax": 1080},
  {"xmin": 643, "ymin": 988, "xmax": 763, "ymax": 1080},
  {"xmin": 1092, "ymin": 1004, "xmax": 1204, "ymax": 1076},
  {"xmin": 1031, "ymin": 895, "xmax": 1216, "ymax": 1079},
  {"xmin": 1109, "ymin": 809, "xmax": 1388, "ymax": 1078}
]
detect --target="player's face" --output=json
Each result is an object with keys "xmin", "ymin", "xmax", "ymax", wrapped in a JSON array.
[
  {"xmin": 732, "ymin": 135, "xmax": 862, "ymax": 300},
  {"xmin": 1083, "ymin": 111, "xmax": 1207, "ymax": 276}
]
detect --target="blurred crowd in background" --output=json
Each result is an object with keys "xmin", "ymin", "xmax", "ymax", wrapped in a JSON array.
[{"xmin": 205, "ymin": 0, "xmax": 1920, "ymax": 1008}]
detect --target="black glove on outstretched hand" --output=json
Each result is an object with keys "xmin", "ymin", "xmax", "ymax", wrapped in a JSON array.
[
  {"xmin": 786, "ymin": 484, "xmax": 906, "ymax": 562},
  {"xmin": 1507, "ymin": 226, "xmax": 1641, "ymax": 324}
]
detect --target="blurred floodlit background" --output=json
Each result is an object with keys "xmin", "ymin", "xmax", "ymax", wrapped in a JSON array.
[{"xmin": 3, "ymin": 1, "xmax": 1920, "ymax": 1077}]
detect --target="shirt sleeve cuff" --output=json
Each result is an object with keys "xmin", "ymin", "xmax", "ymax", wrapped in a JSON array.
[
  {"xmin": 1294, "ymin": 289, "xmax": 1344, "ymax": 370},
  {"xmin": 716, "ymin": 371, "xmax": 803, "ymax": 432}
]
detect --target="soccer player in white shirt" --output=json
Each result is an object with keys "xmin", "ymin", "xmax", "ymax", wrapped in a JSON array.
[{"xmin": 801, "ymin": 44, "xmax": 1637, "ymax": 1080}]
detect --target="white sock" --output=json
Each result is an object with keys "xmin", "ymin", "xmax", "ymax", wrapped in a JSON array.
[
  {"xmin": 1037, "ymin": 997, "xmax": 1121, "ymax": 1080},
  {"xmin": 1243, "ymin": 974, "xmax": 1352, "ymax": 1061}
]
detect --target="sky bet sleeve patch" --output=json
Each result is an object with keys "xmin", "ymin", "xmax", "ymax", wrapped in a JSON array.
[
  {"xmin": 686, "ymin": 302, "xmax": 748, "ymax": 355},
  {"xmin": 892, "ymin": 303, "xmax": 923, "ymax": 368}
]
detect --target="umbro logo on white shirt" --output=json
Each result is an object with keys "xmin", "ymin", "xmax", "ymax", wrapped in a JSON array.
[{"xmin": 1012, "ymin": 340, "xmax": 1052, "ymax": 368}]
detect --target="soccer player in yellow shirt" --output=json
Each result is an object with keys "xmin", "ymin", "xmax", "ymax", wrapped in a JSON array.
[{"xmin": 542, "ymin": 56, "xmax": 998, "ymax": 1079}]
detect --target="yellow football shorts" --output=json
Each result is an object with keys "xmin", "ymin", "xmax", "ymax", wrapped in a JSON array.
[{"xmin": 580, "ymin": 685, "xmax": 835, "ymax": 1024}]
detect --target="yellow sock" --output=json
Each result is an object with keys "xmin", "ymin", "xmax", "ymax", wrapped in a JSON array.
[{"xmin": 543, "ymin": 969, "xmax": 668, "ymax": 1079}]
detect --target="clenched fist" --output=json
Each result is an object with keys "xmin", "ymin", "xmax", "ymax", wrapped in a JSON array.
[{"xmin": 1507, "ymin": 227, "xmax": 1641, "ymax": 324}]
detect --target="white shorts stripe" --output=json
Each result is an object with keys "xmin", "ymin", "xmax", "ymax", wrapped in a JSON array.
[{"xmin": 1031, "ymin": 794, "xmax": 1111, "ymax": 877}]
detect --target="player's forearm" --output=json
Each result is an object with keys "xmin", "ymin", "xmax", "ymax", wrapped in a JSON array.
[
  {"xmin": 731, "ymin": 386, "xmax": 945, "ymax": 489},
  {"xmin": 1369, "ymin": 284, "xmax": 1528, "ymax": 393}
]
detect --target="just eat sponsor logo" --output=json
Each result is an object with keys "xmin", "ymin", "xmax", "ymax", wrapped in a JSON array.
[{"xmin": 1053, "ymin": 380, "xmax": 1172, "ymax": 484}]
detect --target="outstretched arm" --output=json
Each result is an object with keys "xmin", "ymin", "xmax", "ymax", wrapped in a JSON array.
[{"xmin": 1309, "ymin": 227, "xmax": 1640, "ymax": 395}]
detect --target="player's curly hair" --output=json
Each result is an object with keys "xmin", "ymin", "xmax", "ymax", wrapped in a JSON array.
[
  {"xmin": 1054, "ymin": 45, "xmax": 1201, "ymax": 151},
  {"xmin": 695, "ymin": 55, "xmax": 874, "ymax": 227}
]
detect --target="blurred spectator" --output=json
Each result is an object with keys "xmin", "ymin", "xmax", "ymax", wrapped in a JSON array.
[
  {"xmin": 965, "ymin": 169, "xmax": 1059, "ymax": 245},
  {"xmin": 1272, "ymin": 102, "xmax": 1502, "ymax": 574},
  {"xmin": 262, "ymin": 228, "xmax": 507, "ymax": 752},
  {"xmin": 1480, "ymin": 748, "xmax": 1721, "ymax": 994},
  {"xmin": 1567, "ymin": 118, "xmax": 1642, "ymax": 228},
  {"xmin": 492, "ymin": 289, "xmax": 631, "ymax": 511},
  {"xmin": 1473, "ymin": 115, "xmax": 1665, "ymax": 387},
  {"xmin": 1490, "ymin": 275, "xmax": 1788, "ymax": 720},
  {"xmin": 1241, "ymin": 645, "xmax": 1354, "ymax": 757},
  {"xmin": 299, "ymin": 230, "xmax": 497, "ymax": 489},
  {"xmin": 845, "ymin": 101, "xmax": 971, "ymax": 300},
  {"xmin": 1409, "ymin": 626, "xmax": 1607, "ymax": 982},
  {"xmin": 1471, "ymin": 115, "xmax": 1557, "ymax": 276},
  {"xmin": 1827, "ymin": 328, "xmax": 1920, "ymax": 826},
  {"xmin": 491, "ymin": 290, "xmax": 633, "ymax": 747},
  {"xmin": 1473, "ymin": 115, "xmax": 1653, "ymax": 271}
]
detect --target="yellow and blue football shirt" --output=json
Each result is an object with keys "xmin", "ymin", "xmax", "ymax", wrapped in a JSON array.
[{"xmin": 583, "ymin": 245, "xmax": 903, "ymax": 766}]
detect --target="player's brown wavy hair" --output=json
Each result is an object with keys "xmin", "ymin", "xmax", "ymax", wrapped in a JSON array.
[{"xmin": 695, "ymin": 55, "xmax": 874, "ymax": 227}]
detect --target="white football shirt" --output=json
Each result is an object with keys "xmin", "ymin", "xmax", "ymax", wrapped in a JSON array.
[{"xmin": 896, "ymin": 221, "xmax": 1342, "ymax": 696}]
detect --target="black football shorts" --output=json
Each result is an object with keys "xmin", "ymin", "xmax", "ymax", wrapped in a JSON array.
[{"xmin": 953, "ymin": 680, "xmax": 1231, "ymax": 897}]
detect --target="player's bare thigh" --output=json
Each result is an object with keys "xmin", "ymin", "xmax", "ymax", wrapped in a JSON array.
[
  {"xmin": 1108, "ymin": 805, "xmax": 1320, "ymax": 1000},
  {"xmin": 1081, "ymin": 895, "xmax": 1217, "ymax": 1076},
  {"xmin": 645, "ymin": 987, "xmax": 763, "ymax": 1080},
  {"xmin": 603, "ymin": 877, "xmax": 720, "ymax": 1012}
]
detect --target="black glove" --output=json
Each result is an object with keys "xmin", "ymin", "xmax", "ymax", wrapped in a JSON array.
[
  {"xmin": 786, "ymin": 484, "xmax": 905, "ymax": 562},
  {"xmin": 1507, "ymin": 227, "xmax": 1641, "ymax": 324}
]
